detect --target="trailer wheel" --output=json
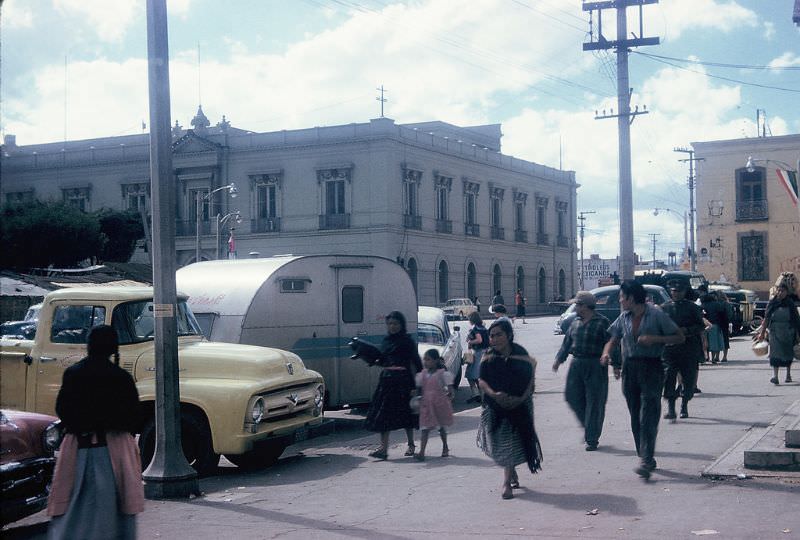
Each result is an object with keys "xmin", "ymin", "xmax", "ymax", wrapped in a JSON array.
[
  {"xmin": 225, "ymin": 439, "xmax": 290, "ymax": 470},
  {"xmin": 139, "ymin": 410, "xmax": 219, "ymax": 476}
]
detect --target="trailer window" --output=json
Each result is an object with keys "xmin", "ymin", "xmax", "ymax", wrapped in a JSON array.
[
  {"xmin": 341, "ymin": 286, "xmax": 363, "ymax": 323},
  {"xmin": 281, "ymin": 279, "xmax": 307, "ymax": 292}
]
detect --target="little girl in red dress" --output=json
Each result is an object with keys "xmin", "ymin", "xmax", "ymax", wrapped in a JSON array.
[{"xmin": 414, "ymin": 349, "xmax": 455, "ymax": 460}]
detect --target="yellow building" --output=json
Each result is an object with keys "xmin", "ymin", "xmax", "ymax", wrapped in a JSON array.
[{"xmin": 692, "ymin": 134, "xmax": 799, "ymax": 298}]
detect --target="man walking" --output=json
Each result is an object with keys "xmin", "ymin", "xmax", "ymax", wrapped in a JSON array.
[
  {"xmin": 661, "ymin": 280, "xmax": 705, "ymax": 421},
  {"xmin": 514, "ymin": 289, "xmax": 527, "ymax": 324},
  {"xmin": 601, "ymin": 280, "xmax": 684, "ymax": 479},
  {"xmin": 552, "ymin": 291, "xmax": 610, "ymax": 451}
]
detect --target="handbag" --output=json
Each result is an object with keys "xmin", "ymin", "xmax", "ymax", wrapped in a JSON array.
[
  {"xmin": 409, "ymin": 395, "xmax": 421, "ymax": 413},
  {"xmin": 751, "ymin": 340, "xmax": 768, "ymax": 357},
  {"xmin": 463, "ymin": 349, "xmax": 475, "ymax": 365}
]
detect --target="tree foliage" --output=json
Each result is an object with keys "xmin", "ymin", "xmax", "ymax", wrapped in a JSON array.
[{"xmin": 0, "ymin": 202, "xmax": 144, "ymax": 269}]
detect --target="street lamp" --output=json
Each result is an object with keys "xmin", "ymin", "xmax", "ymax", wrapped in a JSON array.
[
  {"xmin": 216, "ymin": 210, "xmax": 242, "ymax": 260},
  {"xmin": 195, "ymin": 182, "xmax": 239, "ymax": 262},
  {"xmin": 653, "ymin": 207, "xmax": 689, "ymax": 269},
  {"xmin": 745, "ymin": 156, "xmax": 800, "ymax": 223}
]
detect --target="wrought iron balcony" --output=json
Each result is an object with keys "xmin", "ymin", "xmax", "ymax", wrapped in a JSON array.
[
  {"xmin": 403, "ymin": 214, "xmax": 422, "ymax": 229},
  {"xmin": 176, "ymin": 220, "xmax": 210, "ymax": 236},
  {"xmin": 537, "ymin": 232, "xmax": 549, "ymax": 246},
  {"xmin": 319, "ymin": 213, "xmax": 350, "ymax": 230},
  {"xmin": 514, "ymin": 229, "xmax": 528, "ymax": 243},
  {"xmin": 735, "ymin": 199, "xmax": 768, "ymax": 221},
  {"xmin": 435, "ymin": 219, "xmax": 452, "ymax": 234},
  {"xmin": 252, "ymin": 217, "xmax": 280, "ymax": 233},
  {"xmin": 557, "ymin": 235, "xmax": 569, "ymax": 248},
  {"xmin": 490, "ymin": 226, "xmax": 505, "ymax": 240},
  {"xmin": 465, "ymin": 223, "xmax": 480, "ymax": 237}
]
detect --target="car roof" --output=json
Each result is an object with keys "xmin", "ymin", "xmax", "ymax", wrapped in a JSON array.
[
  {"xmin": 589, "ymin": 284, "xmax": 667, "ymax": 295},
  {"xmin": 45, "ymin": 286, "xmax": 188, "ymax": 302}
]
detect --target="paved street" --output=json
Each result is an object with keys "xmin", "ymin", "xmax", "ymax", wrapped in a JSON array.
[{"xmin": 5, "ymin": 315, "xmax": 799, "ymax": 539}]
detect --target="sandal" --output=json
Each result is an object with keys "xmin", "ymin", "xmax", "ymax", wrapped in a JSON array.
[
  {"xmin": 441, "ymin": 448, "xmax": 450, "ymax": 458},
  {"xmin": 501, "ymin": 485, "xmax": 514, "ymax": 499},
  {"xmin": 404, "ymin": 445, "xmax": 416, "ymax": 456},
  {"xmin": 509, "ymin": 470, "xmax": 520, "ymax": 489},
  {"xmin": 368, "ymin": 449, "xmax": 388, "ymax": 460}
]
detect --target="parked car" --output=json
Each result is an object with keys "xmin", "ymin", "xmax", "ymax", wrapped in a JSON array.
[
  {"xmin": 0, "ymin": 409, "xmax": 63, "ymax": 525},
  {"xmin": 441, "ymin": 298, "xmax": 477, "ymax": 320},
  {"xmin": 708, "ymin": 283, "xmax": 758, "ymax": 335},
  {"xmin": 0, "ymin": 303, "xmax": 41, "ymax": 341},
  {"xmin": 417, "ymin": 306, "xmax": 463, "ymax": 388},
  {"xmin": 555, "ymin": 284, "xmax": 671, "ymax": 335}
]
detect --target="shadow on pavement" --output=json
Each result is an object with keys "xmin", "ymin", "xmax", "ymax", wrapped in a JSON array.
[
  {"xmin": 515, "ymin": 489, "xmax": 642, "ymax": 516},
  {"xmin": 179, "ymin": 498, "xmax": 412, "ymax": 540},
  {"xmin": 1, "ymin": 521, "xmax": 48, "ymax": 540},
  {"xmin": 600, "ymin": 445, "xmax": 716, "ymax": 462}
]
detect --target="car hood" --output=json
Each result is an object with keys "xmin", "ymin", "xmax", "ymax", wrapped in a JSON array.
[
  {"xmin": 132, "ymin": 340, "xmax": 321, "ymax": 385},
  {"xmin": 1, "ymin": 410, "xmax": 57, "ymax": 465}
]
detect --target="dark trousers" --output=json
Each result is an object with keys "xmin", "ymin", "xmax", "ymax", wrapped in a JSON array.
[
  {"xmin": 621, "ymin": 357, "xmax": 664, "ymax": 465},
  {"xmin": 662, "ymin": 354, "xmax": 697, "ymax": 402},
  {"xmin": 565, "ymin": 356, "xmax": 608, "ymax": 446}
]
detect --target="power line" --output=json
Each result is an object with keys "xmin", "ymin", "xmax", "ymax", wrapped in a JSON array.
[
  {"xmin": 633, "ymin": 51, "xmax": 800, "ymax": 71},
  {"xmin": 634, "ymin": 52, "xmax": 800, "ymax": 94}
]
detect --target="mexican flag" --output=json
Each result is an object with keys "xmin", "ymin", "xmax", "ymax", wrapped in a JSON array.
[{"xmin": 776, "ymin": 166, "xmax": 798, "ymax": 208}]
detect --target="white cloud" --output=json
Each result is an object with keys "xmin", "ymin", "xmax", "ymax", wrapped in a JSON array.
[
  {"xmin": 652, "ymin": 0, "xmax": 757, "ymax": 42},
  {"xmin": 2, "ymin": 1, "xmax": 35, "ymax": 28},
  {"xmin": 53, "ymin": 0, "xmax": 143, "ymax": 43},
  {"xmin": 763, "ymin": 21, "xmax": 776, "ymax": 40},
  {"xmin": 768, "ymin": 52, "xmax": 800, "ymax": 69}
]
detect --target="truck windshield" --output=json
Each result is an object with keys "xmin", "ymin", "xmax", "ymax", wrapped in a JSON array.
[{"xmin": 112, "ymin": 300, "xmax": 203, "ymax": 344}]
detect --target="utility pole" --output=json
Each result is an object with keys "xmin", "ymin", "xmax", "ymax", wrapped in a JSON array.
[
  {"xmin": 376, "ymin": 85, "xmax": 388, "ymax": 118},
  {"xmin": 583, "ymin": 0, "xmax": 659, "ymax": 280},
  {"xmin": 578, "ymin": 210, "xmax": 596, "ymax": 289},
  {"xmin": 649, "ymin": 233, "xmax": 659, "ymax": 269},
  {"xmin": 674, "ymin": 147, "xmax": 704, "ymax": 272}
]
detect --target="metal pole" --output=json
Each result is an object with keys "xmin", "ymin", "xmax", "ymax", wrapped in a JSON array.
[
  {"xmin": 616, "ymin": 7, "xmax": 635, "ymax": 280},
  {"xmin": 683, "ymin": 211, "xmax": 689, "ymax": 267},
  {"xmin": 143, "ymin": 0, "xmax": 199, "ymax": 499},
  {"xmin": 688, "ymin": 156, "xmax": 696, "ymax": 271},
  {"xmin": 215, "ymin": 214, "xmax": 220, "ymax": 260},
  {"xmin": 195, "ymin": 193, "xmax": 201, "ymax": 263}
]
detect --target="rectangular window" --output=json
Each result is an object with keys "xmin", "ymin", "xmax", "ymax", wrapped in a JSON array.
[
  {"xmin": 341, "ymin": 286, "xmax": 364, "ymax": 323},
  {"xmin": 537, "ymin": 204, "xmax": 546, "ymax": 233},
  {"xmin": 738, "ymin": 232, "xmax": 768, "ymax": 281},
  {"xmin": 280, "ymin": 279, "xmax": 308, "ymax": 292},
  {"xmin": 491, "ymin": 198, "xmax": 501, "ymax": 227},
  {"xmin": 436, "ymin": 187, "xmax": 448, "ymax": 220},
  {"xmin": 6, "ymin": 191, "xmax": 34, "ymax": 204},
  {"xmin": 465, "ymin": 193, "xmax": 476, "ymax": 224},
  {"xmin": 258, "ymin": 184, "xmax": 277, "ymax": 218},
  {"xmin": 515, "ymin": 202, "xmax": 524, "ymax": 230},
  {"xmin": 51, "ymin": 305, "xmax": 106, "ymax": 344},
  {"xmin": 62, "ymin": 188, "xmax": 91, "ymax": 212},
  {"xmin": 326, "ymin": 180, "xmax": 346, "ymax": 215},
  {"xmin": 404, "ymin": 181, "xmax": 417, "ymax": 216},
  {"xmin": 189, "ymin": 188, "xmax": 210, "ymax": 221}
]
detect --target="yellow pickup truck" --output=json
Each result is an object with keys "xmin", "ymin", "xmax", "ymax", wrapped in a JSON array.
[{"xmin": 0, "ymin": 286, "xmax": 326, "ymax": 474}]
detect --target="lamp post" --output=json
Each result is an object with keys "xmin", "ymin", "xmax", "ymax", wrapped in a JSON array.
[
  {"xmin": 653, "ymin": 207, "xmax": 688, "ymax": 269},
  {"xmin": 216, "ymin": 210, "xmax": 242, "ymax": 260},
  {"xmin": 195, "ymin": 182, "xmax": 238, "ymax": 262},
  {"xmin": 745, "ymin": 156, "xmax": 800, "ymax": 224}
]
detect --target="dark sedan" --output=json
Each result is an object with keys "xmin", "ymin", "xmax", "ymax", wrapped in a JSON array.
[
  {"xmin": 0, "ymin": 410, "xmax": 62, "ymax": 525},
  {"xmin": 555, "ymin": 284, "xmax": 671, "ymax": 334}
]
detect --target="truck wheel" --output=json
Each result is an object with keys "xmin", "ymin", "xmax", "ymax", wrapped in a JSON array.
[
  {"xmin": 139, "ymin": 411, "xmax": 219, "ymax": 476},
  {"xmin": 225, "ymin": 439, "xmax": 289, "ymax": 470}
]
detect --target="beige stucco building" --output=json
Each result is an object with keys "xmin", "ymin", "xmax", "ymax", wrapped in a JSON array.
[
  {"xmin": 692, "ymin": 133, "xmax": 800, "ymax": 297},
  {"xmin": 1, "ymin": 112, "xmax": 578, "ymax": 308}
]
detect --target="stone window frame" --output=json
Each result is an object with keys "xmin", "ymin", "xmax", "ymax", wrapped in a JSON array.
[
  {"xmin": 62, "ymin": 185, "xmax": 92, "ymax": 212},
  {"xmin": 462, "ymin": 178, "xmax": 480, "ymax": 226},
  {"xmin": 402, "ymin": 167, "xmax": 422, "ymax": 217},
  {"xmin": 489, "ymin": 183, "xmax": 504, "ymax": 228},
  {"xmin": 433, "ymin": 172, "xmax": 453, "ymax": 221},
  {"xmin": 5, "ymin": 189, "xmax": 36, "ymax": 205},
  {"xmin": 121, "ymin": 182, "xmax": 151, "ymax": 213},
  {"xmin": 535, "ymin": 193, "xmax": 549, "ymax": 235},
  {"xmin": 556, "ymin": 199, "xmax": 569, "ymax": 240},
  {"xmin": 317, "ymin": 166, "xmax": 353, "ymax": 216},
  {"xmin": 513, "ymin": 189, "xmax": 528, "ymax": 232},
  {"xmin": 250, "ymin": 172, "xmax": 283, "ymax": 220},
  {"xmin": 737, "ymin": 230, "xmax": 769, "ymax": 282}
]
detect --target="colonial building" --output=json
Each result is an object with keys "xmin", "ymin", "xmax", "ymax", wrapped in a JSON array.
[
  {"xmin": 1, "ymin": 110, "xmax": 578, "ymax": 308},
  {"xmin": 692, "ymin": 133, "xmax": 800, "ymax": 297}
]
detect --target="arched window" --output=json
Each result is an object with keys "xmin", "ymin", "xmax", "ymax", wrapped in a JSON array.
[
  {"xmin": 438, "ymin": 260, "xmax": 449, "ymax": 303},
  {"xmin": 467, "ymin": 263, "xmax": 477, "ymax": 300},
  {"xmin": 516, "ymin": 266, "xmax": 525, "ymax": 292},
  {"xmin": 558, "ymin": 269, "xmax": 566, "ymax": 301},
  {"xmin": 407, "ymin": 258, "xmax": 418, "ymax": 295},
  {"xmin": 493, "ymin": 264, "xmax": 502, "ymax": 295},
  {"xmin": 538, "ymin": 268, "xmax": 547, "ymax": 304}
]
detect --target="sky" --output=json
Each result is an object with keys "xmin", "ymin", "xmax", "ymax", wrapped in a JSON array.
[{"xmin": 2, "ymin": 0, "xmax": 799, "ymax": 263}]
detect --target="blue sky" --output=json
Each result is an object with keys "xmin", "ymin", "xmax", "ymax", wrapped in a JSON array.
[{"xmin": 2, "ymin": 0, "xmax": 799, "ymax": 262}]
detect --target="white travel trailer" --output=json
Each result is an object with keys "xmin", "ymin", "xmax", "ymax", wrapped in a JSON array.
[{"xmin": 176, "ymin": 255, "xmax": 418, "ymax": 408}]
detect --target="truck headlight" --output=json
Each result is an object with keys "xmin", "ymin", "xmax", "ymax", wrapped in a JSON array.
[
  {"xmin": 313, "ymin": 384, "xmax": 324, "ymax": 417},
  {"xmin": 43, "ymin": 421, "xmax": 63, "ymax": 454},
  {"xmin": 250, "ymin": 397, "xmax": 265, "ymax": 423}
]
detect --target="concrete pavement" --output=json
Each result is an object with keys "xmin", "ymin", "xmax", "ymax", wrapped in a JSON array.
[{"xmin": 5, "ymin": 315, "xmax": 799, "ymax": 539}]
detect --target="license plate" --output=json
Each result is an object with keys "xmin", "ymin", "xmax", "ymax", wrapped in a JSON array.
[{"xmin": 294, "ymin": 426, "xmax": 309, "ymax": 443}]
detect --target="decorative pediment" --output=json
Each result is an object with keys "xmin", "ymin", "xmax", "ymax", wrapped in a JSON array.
[
  {"xmin": 462, "ymin": 178, "xmax": 480, "ymax": 195},
  {"xmin": 171, "ymin": 130, "xmax": 222, "ymax": 154},
  {"xmin": 513, "ymin": 189, "xmax": 528, "ymax": 204}
]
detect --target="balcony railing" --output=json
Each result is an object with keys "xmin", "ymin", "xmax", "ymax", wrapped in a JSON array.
[
  {"xmin": 514, "ymin": 229, "xmax": 528, "ymax": 243},
  {"xmin": 435, "ymin": 219, "xmax": 452, "ymax": 234},
  {"xmin": 319, "ymin": 213, "xmax": 350, "ymax": 230},
  {"xmin": 557, "ymin": 235, "xmax": 569, "ymax": 248},
  {"xmin": 465, "ymin": 223, "xmax": 480, "ymax": 237},
  {"xmin": 252, "ymin": 217, "xmax": 281, "ymax": 233},
  {"xmin": 490, "ymin": 226, "xmax": 505, "ymax": 240},
  {"xmin": 176, "ymin": 220, "xmax": 210, "ymax": 236},
  {"xmin": 735, "ymin": 199, "xmax": 768, "ymax": 221},
  {"xmin": 537, "ymin": 232, "xmax": 549, "ymax": 246},
  {"xmin": 403, "ymin": 214, "xmax": 422, "ymax": 229}
]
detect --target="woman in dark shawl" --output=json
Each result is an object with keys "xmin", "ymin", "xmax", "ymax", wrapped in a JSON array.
[
  {"xmin": 477, "ymin": 319, "xmax": 542, "ymax": 500},
  {"xmin": 364, "ymin": 311, "xmax": 422, "ymax": 459},
  {"xmin": 756, "ymin": 272, "xmax": 800, "ymax": 385}
]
